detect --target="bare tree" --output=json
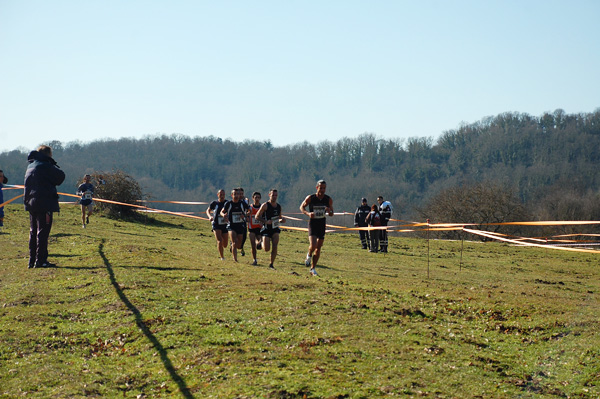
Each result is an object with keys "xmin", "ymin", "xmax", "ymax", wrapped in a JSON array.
[{"xmin": 417, "ymin": 182, "xmax": 531, "ymax": 240}]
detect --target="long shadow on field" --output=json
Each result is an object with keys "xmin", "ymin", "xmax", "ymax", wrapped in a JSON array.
[
  {"xmin": 98, "ymin": 239, "xmax": 194, "ymax": 399},
  {"xmin": 61, "ymin": 266, "xmax": 105, "ymax": 270},
  {"xmin": 117, "ymin": 265, "xmax": 200, "ymax": 272},
  {"xmin": 112, "ymin": 231, "xmax": 155, "ymax": 238},
  {"xmin": 52, "ymin": 233, "xmax": 78, "ymax": 238}
]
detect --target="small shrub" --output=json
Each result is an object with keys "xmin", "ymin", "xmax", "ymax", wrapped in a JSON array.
[{"xmin": 89, "ymin": 170, "xmax": 144, "ymax": 219}]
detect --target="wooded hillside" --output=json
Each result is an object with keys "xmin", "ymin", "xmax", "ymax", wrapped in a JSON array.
[{"xmin": 2, "ymin": 109, "xmax": 599, "ymax": 221}]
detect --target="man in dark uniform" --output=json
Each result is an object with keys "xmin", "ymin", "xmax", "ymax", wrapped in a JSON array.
[
  {"xmin": 300, "ymin": 180, "xmax": 333, "ymax": 276},
  {"xmin": 0, "ymin": 169, "xmax": 8, "ymax": 229},
  {"xmin": 354, "ymin": 197, "xmax": 371, "ymax": 249},
  {"xmin": 24, "ymin": 145, "xmax": 65, "ymax": 268},
  {"xmin": 377, "ymin": 196, "xmax": 393, "ymax": 253}
]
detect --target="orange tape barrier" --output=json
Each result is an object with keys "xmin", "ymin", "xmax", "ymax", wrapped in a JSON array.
[
  {"xmin": 553, "ymin": 233, "xmax": 600, "ymax": 237},
  {"xmin": 58, "ymin": 192, "xmax": 210, "ymax": 221},
  {"xmin": 0, "ymin": 193, "xmax": 24, "ymax": 208},
  {"xmin": 282, "ymin": 215, "xmax": 303, "ymax": 222},
  {"xmin": 4, "ymin": 187, "xmax": 600, "ymax": 249},
  {"xmin": 463, "ymin": 228, "xmax": 600, "ymax": 254},
  {"xmin": 137, "ymin": 200, "xmax": 209, "ymax": 205},
  {"xmin": 280, "ymin": 226, "xmax": 309, "ymax": 232}
]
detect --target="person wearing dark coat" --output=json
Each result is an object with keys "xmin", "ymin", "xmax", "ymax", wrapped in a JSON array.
[
  {"xmin": 354, "ymin": 197, "xmax": 371, "ymax": 249},
  {"xmin": 365, "ymin": 204, "xmax": 382, "ymax": 253},
  {"xmin": 0, "ymin": 169, "xmax": 7, "ymax": 228},
  {"xmin": 24, "ymin": 145, "xmax": 65, "ymax": 268}
]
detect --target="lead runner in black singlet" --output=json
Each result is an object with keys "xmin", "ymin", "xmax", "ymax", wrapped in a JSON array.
[{"xmin": 299, "ymin": 180, "xmax": 333, "ymax": 276}]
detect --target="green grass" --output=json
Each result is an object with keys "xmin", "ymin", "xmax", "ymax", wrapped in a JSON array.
[{"xmin": 1, "ymin": 204, "xmax": 599, "ymax": 398}]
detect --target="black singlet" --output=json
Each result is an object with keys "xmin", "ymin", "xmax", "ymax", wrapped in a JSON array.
[
  {"xmin": 261, "ymin": 202, "xmax": 282, "ymax": 234},
  {"xmin": 209, "ymin": 200, "xmax": 227, "ymax": 227},
  {"xmin": 223, "ymin": 200, "xmax": 248, "ymax": 229}
]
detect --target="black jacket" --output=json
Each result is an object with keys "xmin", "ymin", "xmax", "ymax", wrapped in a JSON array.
[
  {"xmin": 354, "ymin": 204, "xmax": 371, "ymax": 227},
  {"xmin": 24, "ymin": 151, "xmax": 65, "ymax": 213}
]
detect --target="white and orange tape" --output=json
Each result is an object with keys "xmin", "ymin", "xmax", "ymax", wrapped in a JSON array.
[{"xmin": 3, "ymin": 185, "xmax": 600, "ymax": 253}]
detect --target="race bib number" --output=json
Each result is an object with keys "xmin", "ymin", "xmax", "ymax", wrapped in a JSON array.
[
  {"xmin": 232, "ymin": 212, "xmax": 244, "ymax": 224},
  {"xmin": 271, "ymin": 219, "xmax": 280, "ymax": 229},
  {"xmin": 84, "ymin": 192, "xmax": 92, "ymax": 200},
  {"xmin": 217, "ymin": 215, "xmax": 226, "ymax": 225},
  {"xmin": 252, "ymin": 216, "xmax": 261, "ymax": 226},
  {"xmin": 313, "ymin": 206, "xmax": 326, "ymax": 219}
]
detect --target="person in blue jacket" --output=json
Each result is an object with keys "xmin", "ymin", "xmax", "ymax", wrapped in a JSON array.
[
  {"xmin": 0, "ymin": 169, "xmax": 7, "ymax": 228},
  {"xmin": 24, "ymin": 145, "xmax": 65, "ymax": 268}
]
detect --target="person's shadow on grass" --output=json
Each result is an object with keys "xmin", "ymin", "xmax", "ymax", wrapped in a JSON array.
[{"xmin": 98, "ymin": 239, "xmax": 194, "ymax": 399}]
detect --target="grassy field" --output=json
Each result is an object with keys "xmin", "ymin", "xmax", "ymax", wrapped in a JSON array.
[{"xmin": 0, "ymin": 204, "xmax": 599, "ymax": 398}]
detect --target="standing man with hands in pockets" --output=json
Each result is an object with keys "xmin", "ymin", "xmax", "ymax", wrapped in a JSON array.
[{"xmin": 300, "ymin": 180, "xmax": 333, "ymax": 276}]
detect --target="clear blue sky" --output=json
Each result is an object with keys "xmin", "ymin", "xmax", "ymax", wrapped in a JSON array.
[{"xmin": 1, "ymin": 0, "xmax": 599, "ymax": 152}]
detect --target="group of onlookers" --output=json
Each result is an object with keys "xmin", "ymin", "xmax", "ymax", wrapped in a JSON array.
[{"xmin": 354, "ymin": 196, "xmax": 393, "ymax": 253}]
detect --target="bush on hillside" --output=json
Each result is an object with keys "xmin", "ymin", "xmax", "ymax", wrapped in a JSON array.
[{"xmin": 81, "ymin": 170, "xmax": 144, "ymax": 219}]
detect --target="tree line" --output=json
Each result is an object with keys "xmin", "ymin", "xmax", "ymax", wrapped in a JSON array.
[{"xmin": 2, "ymin": 108, "xmax": 599, "ymax": 229}]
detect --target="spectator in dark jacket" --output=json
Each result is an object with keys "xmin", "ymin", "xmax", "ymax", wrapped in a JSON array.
[
  {"xmin": 354, "ymin": 197, "xmax": 371, "ymax": 249},
  {"xmin": 365, "ymin": 204, "xmax": 382, "ymax": 253},
  {"xmin": 0, "ymin": 169, "xmax": 7, "ymax": 228},
  {"xmin": 24, "ymin": 145, "xmax": 65, "ymax": 268}
]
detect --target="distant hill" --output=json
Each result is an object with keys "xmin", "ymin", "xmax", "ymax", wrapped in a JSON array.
[{"xmin": 2, "ymin": 108, "xmax": 599, "ymax": 221}]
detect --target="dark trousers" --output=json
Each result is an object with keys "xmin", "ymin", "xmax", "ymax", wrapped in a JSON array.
[
  {"xmin": 241, "ymin": 228, "xmax": 247, "ymax": 248},
  {"xmin": 370, "ymin": 229, "xmax": 380, "ymax": 252},
  {"xmin": 359, "ymin": 229, "xmax": 370, "ymax": 248},
  {"xmin": 29, "ymin": 211, "xmax": 53, "ymax": 265},
  {"xmin": 380, "ymin": 222, "xmax": 388, "ymax": 251}
]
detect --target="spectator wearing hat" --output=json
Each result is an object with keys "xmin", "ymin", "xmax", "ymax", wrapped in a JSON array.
[
  {"xmin": 24, "ymin": 145, "xmax": 65, "ymax": 268},
  {"xmin": 377, "ymin": 196, "xmax": 393, "ymax": 253},
  {"xmin": 354, "ymin": 197, "xmax": 371, "ymax": 249}
]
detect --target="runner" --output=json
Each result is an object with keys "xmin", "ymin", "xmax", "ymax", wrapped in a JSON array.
[
  {"xmin": 247, "ymin": 191, "xmax": 264, "ymax": 266},
  {"xmin": 77, "ymin": 174, "xmax": 94, "ymax": 228},
  {"xmin": 256, "ymin": 189, "xmax": 285, "ymax": 269},
  {"xmin": 299, "ymin": 180, "xmax": 333, "ymax": 276},
  {"xmin": 206, "ymin": 189, "xmax": 228, "ymax": 260},
  {"xmin": 238, "ymin": 187, "xmax": 248, "ymax": 257},
  {"xmin": 220, "ymin": 188, "xmax": 249, "ymax": 262}
]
